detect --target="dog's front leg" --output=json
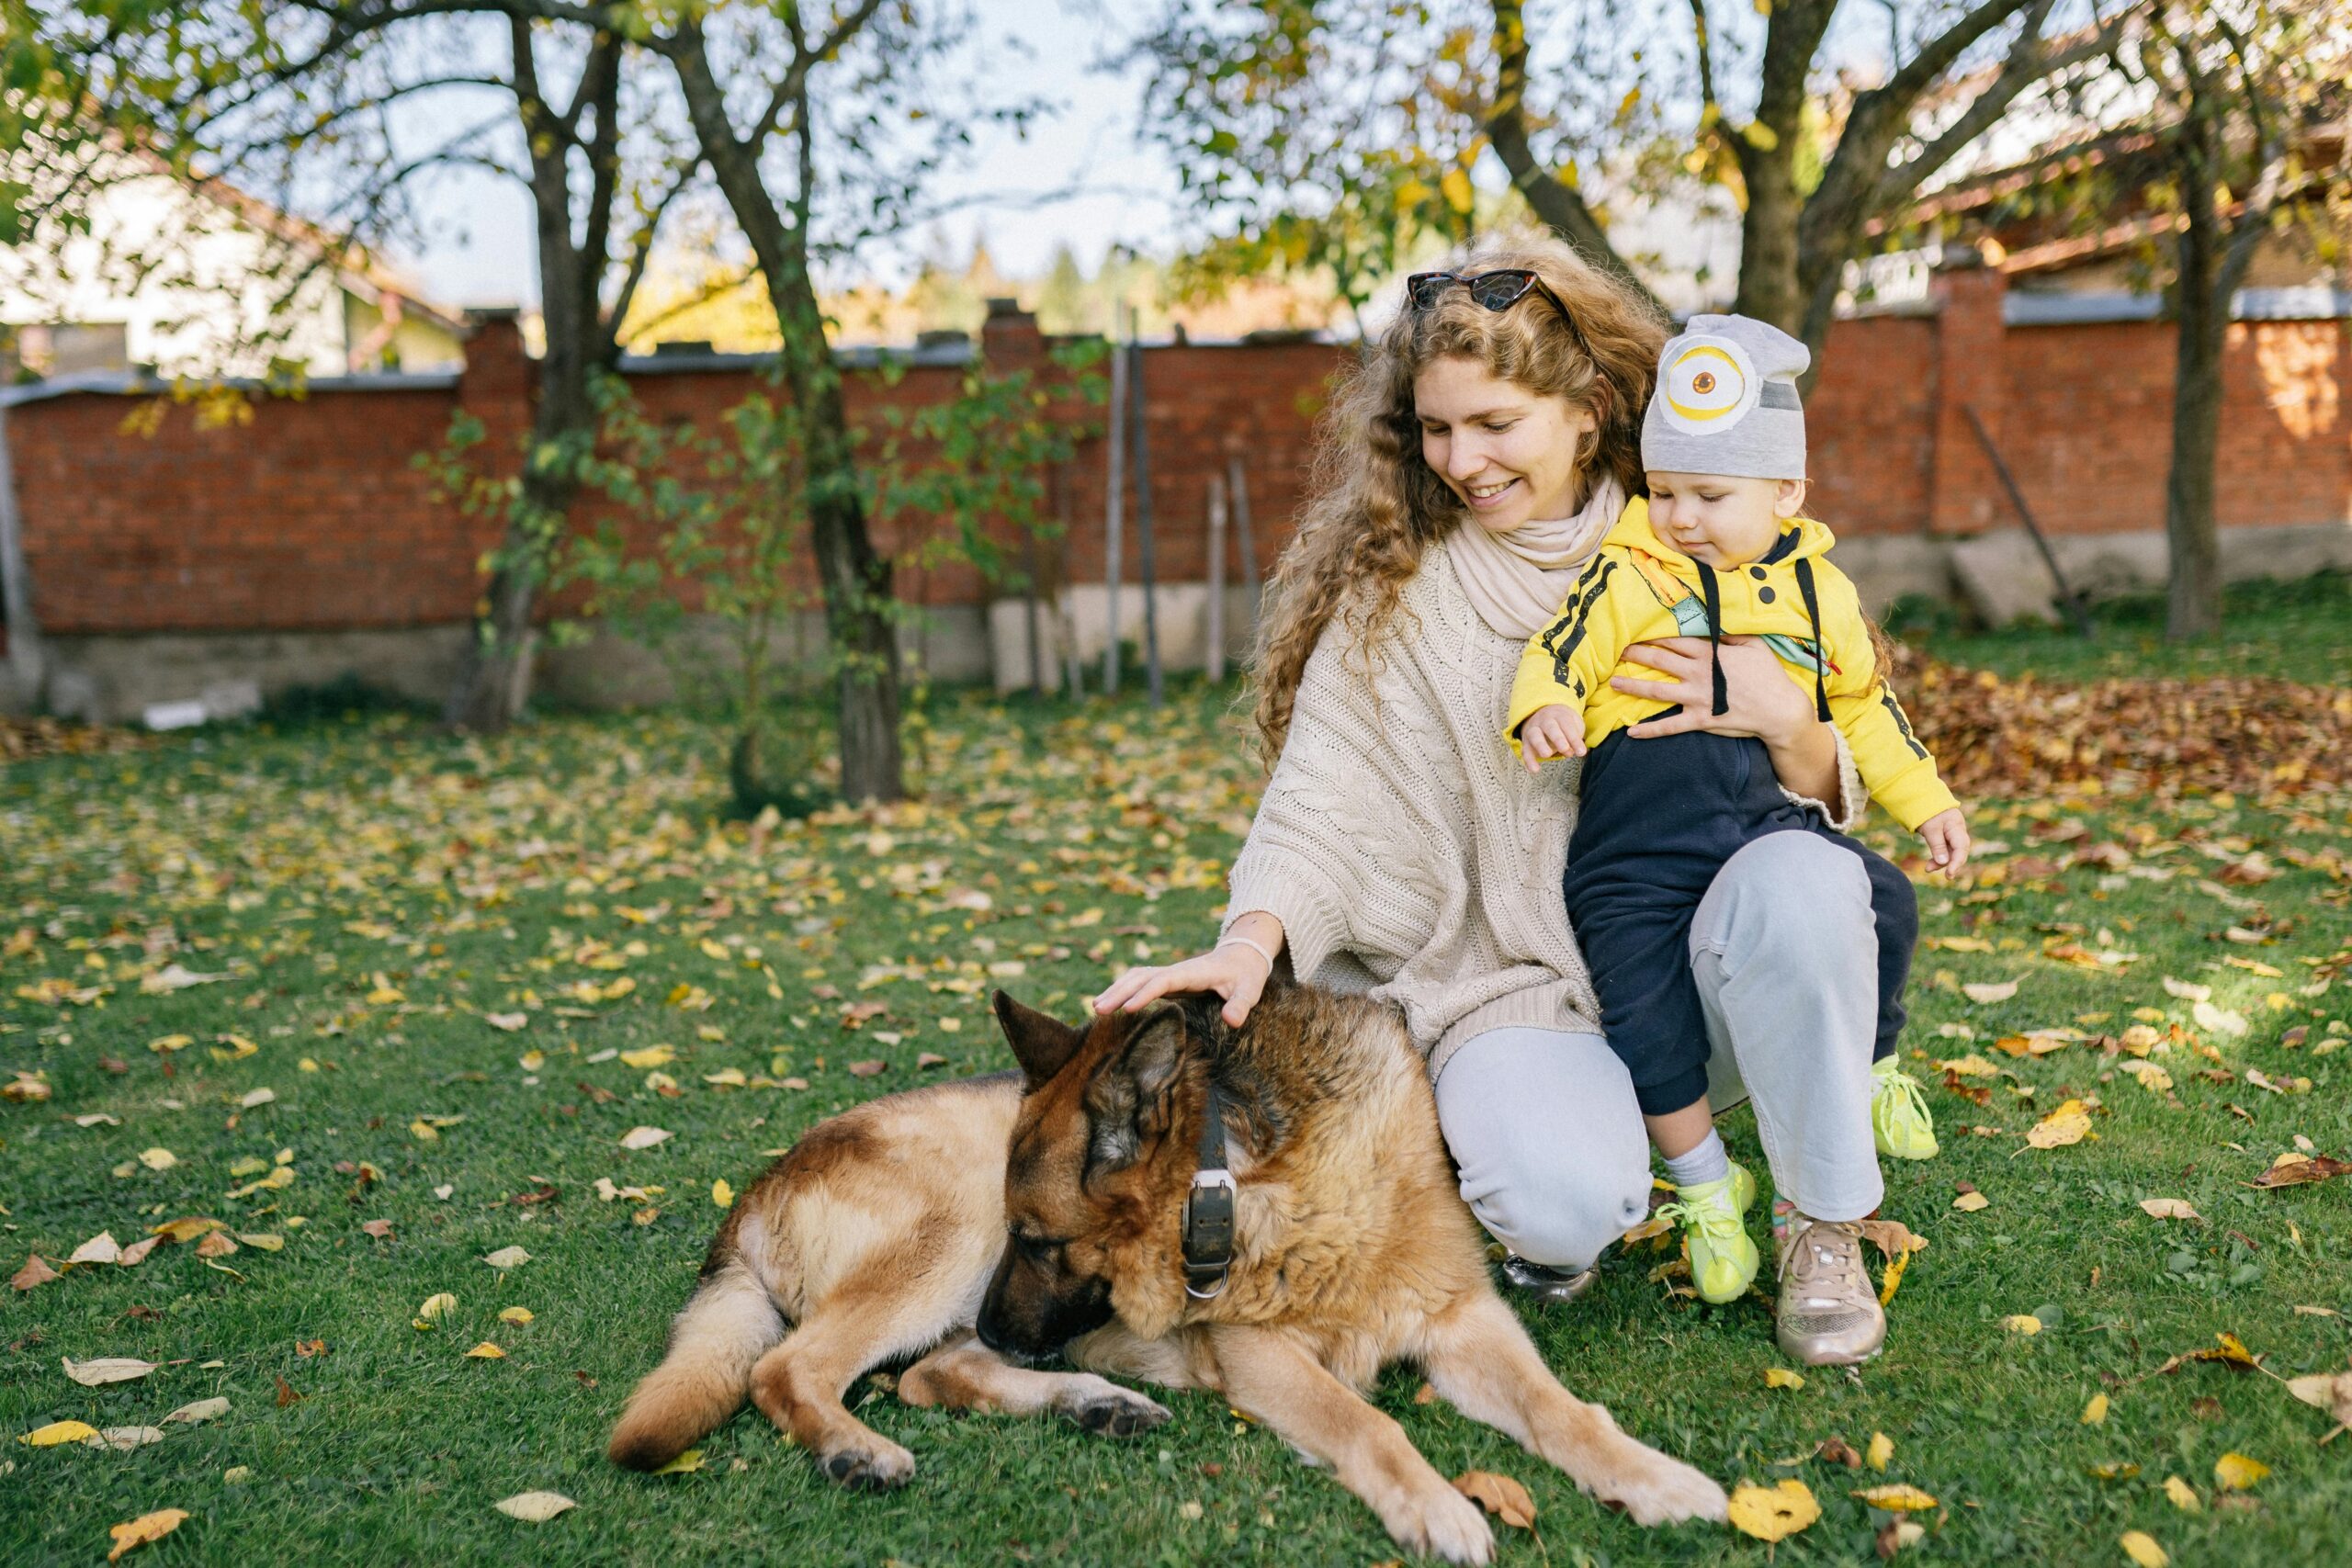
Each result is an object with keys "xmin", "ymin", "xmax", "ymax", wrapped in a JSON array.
[
  {"xmin": 1418, "ymin": 1292, "xmax": 1727, "ymax": 1527},
  {"xmin": 1207, "ymin": 1324, "xmax": 1495, "ymax": 1566},
  {"xmin": 900, "ymin": 1332, "xmax": 1171, "ymax": 1438}
]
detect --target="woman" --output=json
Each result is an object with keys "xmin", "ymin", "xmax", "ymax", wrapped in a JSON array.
[{"xmin": 1095, "ymin": 234, "xmax": 1897, "ymax": 1366}]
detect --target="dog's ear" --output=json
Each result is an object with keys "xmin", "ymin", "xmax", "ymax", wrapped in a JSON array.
[
  {"xmin": 993, "ymin": 989, "xmax": 1085, "ymax": 1088},
  {"xmin": 1082, "ymin": 1006, "xmax": 1189, "ymax": 1175}
]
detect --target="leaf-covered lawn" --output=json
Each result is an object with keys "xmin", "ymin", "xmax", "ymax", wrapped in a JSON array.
[{"xmin": 4, "ymin": 671, "xmax": 2348, "ymax": 1566}]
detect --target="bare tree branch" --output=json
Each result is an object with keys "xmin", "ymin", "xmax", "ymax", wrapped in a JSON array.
[{"xmin": 1484, "ymin": 0, "xmax": 1663, "ymax": 313}]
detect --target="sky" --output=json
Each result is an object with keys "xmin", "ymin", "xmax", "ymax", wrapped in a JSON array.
[{"xmin": 393, "ymin": 1, "xmax": 1182, "ymax": 310}]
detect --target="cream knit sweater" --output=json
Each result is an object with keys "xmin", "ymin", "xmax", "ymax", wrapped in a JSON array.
[{"xmin": 1224, "ymin": 535, "xmax": 1865, "ymax": 1084}]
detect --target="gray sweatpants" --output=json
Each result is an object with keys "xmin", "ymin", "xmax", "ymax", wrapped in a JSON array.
[{"xmin": 1435, "ymin": 831, "xmax": 1885, "ymax": 1271}]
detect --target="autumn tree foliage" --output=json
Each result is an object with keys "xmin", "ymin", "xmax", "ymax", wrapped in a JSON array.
[{"xmin": 1143, "ymin": 1, "xmax": 2133, "ymax": 362}]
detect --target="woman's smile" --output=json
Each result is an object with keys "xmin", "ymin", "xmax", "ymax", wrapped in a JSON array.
[{"xmin": 1464, "ymin": 476, "xmax": 1521, "ymax": 509}]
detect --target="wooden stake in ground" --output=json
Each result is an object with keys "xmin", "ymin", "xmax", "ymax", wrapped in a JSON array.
[
  {"xmin": 1101, "ymin": 317, "xmax": 1127, "ymax": 696},
  {"xmin": 1129, "ymin": 333, "xmax": 1163, "ymax": 707},
  {"xmin": 1205, "ymin": 474, "xmax": 1228, "ymax": 683},
  {"xmin": 1227, "ymin": 449, "xmax": 1261, "ymax": 597}
]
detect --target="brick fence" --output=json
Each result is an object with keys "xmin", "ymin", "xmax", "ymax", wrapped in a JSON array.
[{"xmin": 2, "ymin": 262, "xmax": 2347, "ymax": 719}]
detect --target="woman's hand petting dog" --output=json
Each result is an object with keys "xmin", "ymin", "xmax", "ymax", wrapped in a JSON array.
[{"xmin": 1093, "ymin": 914, "xmax": 1282, "ymax": 1027}]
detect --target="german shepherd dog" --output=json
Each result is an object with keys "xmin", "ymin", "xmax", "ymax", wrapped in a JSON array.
[{"xmin": 608, "ymin": 978, "xmax": 1727, "ymax": 1563}]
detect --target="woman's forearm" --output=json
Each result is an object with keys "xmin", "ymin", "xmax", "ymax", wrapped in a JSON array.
[{"xmin": 1764, "ymin": 719, "xmax": 1839, "ymax": 805}]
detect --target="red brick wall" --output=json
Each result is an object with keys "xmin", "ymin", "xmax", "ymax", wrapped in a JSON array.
[
  {"xmin": 1996, "ymin": 318, "xmax": 2350, "ymax": 536},
  {"xmin": 10, "ymin": 280, "xmax": 2349, "ymax": 638}
]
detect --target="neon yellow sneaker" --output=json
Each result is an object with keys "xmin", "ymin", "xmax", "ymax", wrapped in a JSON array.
[
  {"xmin": 1871, "ymin": 1056, "xmax": 1939, "ymax": 1160},
  {"xmin": 1656, "ymin": 1160, "xmax": 1759, "ymax": 1304}
]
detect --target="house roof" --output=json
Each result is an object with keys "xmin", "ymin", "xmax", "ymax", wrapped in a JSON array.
[{"xmin": 127, "ymin": 147, "xmax": 468, "ymax": 336}]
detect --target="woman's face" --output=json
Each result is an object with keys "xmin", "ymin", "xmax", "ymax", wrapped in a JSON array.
[{"xmin": 1414, "ymin": 355, "xmax": 1599, "ymax": 535}]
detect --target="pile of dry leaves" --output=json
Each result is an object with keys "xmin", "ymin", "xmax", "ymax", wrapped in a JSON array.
[
  {"xmin": 1887, "ymin": 647, "xmax": 2352, "ymax": 799},
  {"xmin": 0, "ymin": 716, "xmax": 143, "ymax": 764}
]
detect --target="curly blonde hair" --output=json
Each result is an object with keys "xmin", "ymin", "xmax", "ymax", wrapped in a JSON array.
[{"xmin": 1248, "ymin": 233, "xmax": 1666, "ymax": 765}]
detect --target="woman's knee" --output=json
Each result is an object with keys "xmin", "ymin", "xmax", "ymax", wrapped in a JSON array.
[
  {"xmin": 1436, "ymin": 1028, "xmax": 1651, "ymax": 1271},
  {"xmin": 1467, "ymin": 1148, "xmax": 1652, "ymax": 1271},
  {"xmin": 1698, "ymin": 831, "xmax": 1874, "ymax": 962}
]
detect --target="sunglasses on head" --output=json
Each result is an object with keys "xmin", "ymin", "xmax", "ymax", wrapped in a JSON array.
[{"xmin": 1405, "ymin": 269, "xmax": 1582, "ymax": 341}]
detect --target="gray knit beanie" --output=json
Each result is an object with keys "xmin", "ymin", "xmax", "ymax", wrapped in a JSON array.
[{"xmin": 1639, "ymin": 313, "xmax": 1808, "ymax": 479}]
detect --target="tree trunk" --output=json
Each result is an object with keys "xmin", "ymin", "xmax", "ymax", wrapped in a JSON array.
[
  {"xmin": 444, "ymin": 405, "xmax": 584, "ymax": 731},
  {"xmin": 1731, "ymin": 150, "xmax": 1805, "ymax": 335},
  {"xmin": 678, "ymin": 40, "xmax": 903, "ymax": 803},
  {"xmin": 763, "ymin": 254, "xmax": 901, "ymax": 804},
  {"xmin": 444, "ymin": 28, "xmax": 616, "ymax": 733},
  {"xmin": 1728, "ymin": 2, "xmax": 1832, "ymax": 337},
  {"xmin": 2164, "ymin": 195, "xmax": 2227, "ymax": 641}
]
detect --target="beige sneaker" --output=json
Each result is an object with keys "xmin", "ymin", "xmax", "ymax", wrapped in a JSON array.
[{"xmin": 1775, "ymin": 1215, "xmax": 1886, "ymax": 1365}]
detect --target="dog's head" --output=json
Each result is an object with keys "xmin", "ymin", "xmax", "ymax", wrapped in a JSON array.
[{"xmin": 976, "ymin": 990, "xmax": 1210, "ymax": 1359}]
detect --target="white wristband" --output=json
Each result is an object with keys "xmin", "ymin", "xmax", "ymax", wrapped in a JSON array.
[{"xmin": 1216, "ymin": 933, "xmax": 1276, "ymax": 978}]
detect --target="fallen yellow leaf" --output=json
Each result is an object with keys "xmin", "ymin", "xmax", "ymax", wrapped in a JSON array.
[
  {"xmin": 1867, "ymin": 1432, "xmax": 1894, "ymax": 1472},
  {"xmin": 2212, "ymin": 1451, "xmax": 2268, "ymax": 1491},
  {"xmin": 1727, "ymin": 1478, "xmax": 1819, "ymax": 1542},
  {"xmin": 20, "ymin": 1419, "xmax": 100, "ymax": 1447},
  {"xmin": 1851, "ymin": 1483, "xmax": 1937, "ymax": 1511},
  {"xmin": 650, "ymin": 1448, "xmax": 705, "ymax": 1477},
  {"xmin": 416, "ymin": 1292, "xmax": 458, "ymax": 1327},
  {"xmin": 107, "ymin": 1508, "xmax": 188, "ymax": 1562},
  {"xmin": 465, "ymin": 1342, "xmax": 505, "ymax": 1359},
  {"xmin": 2002, "ymin": 1314, "xmax": 2042, "ymax": 1336},
  {"xmin": 711, "ymin": 1179, "xmax": 733, "ymax": 1209},
  {"xmin": 1764, "ymin": 1367, "xmax": 1805, "ymax": 1390},
  {"xmin": 2025, "ymin": 1099, "xmax": 2094, "ymax": 1150},
  {"xmin": 499, "ymin": 1306, "xmax": 534, "ymax": 1325},
  {"xmin": 1953, "ymin": 1190, "xmax": 1991, "ymax": 1212},
  {"xmin": 2162, "ymin": 1475, "xmax": 2202, "ymax": 1513},
  {"xmin": 2120, "ymin": 1529, "xmax": 2169, "ymax": 1568},
  {"xmin": 2137, "ymin": 1199, "xmax": 2201, "ymax": 1222},
  {"xmin": 2082, "ymin": 1393, "xmax": 2109, "ymax": 1425},
  {"xmin": 619, "ymin": 1044, "xmax": 674, "ymax": 1069},
  {"xmin": 494, "ymin": 1490, "xmax": 577, "ymax": 1522},
  {"xmin": 1451, "ymin": 1469, "xmax": 1536, "ymax": 1529}
]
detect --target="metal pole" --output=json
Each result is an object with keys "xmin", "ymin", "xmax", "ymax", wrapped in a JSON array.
[
  {"xmin": 1100, "ymin": 323, "xmax": 1126, "ymax": 696},
  {"xmin": 1129, "ymin": 329, "xmax": 1162, "ymax": 707},
  {"xmin": 1205, "ymin": 473, "xmax": 1227, "ymax": 683},
  {"xmin": 1962, "ymin": 404, "xmax": 2095, "ymax": 637}
]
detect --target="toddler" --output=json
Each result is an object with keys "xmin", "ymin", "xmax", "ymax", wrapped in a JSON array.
[{"xmin": 1507, "ymin": 314, "xmax": 1969, "ymax": 1311}]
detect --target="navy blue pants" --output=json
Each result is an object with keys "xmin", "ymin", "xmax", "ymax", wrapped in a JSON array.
[{"xmin": 1563, "ymin": 726, "xmax": 1918, "ymax": 1117}]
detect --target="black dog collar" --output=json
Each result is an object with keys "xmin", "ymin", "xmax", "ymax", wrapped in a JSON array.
[{"xmin": 1182, "ymin": 1081, "xmax": 1235, "ymax": 1300}]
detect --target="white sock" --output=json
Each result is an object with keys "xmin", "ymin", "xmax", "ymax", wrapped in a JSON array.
[{"xmin": 1663, "ymin": 1128, "xmax": 1731, "ymax": 1190}]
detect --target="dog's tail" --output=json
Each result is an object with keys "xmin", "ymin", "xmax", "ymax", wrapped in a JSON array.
[{"xmin": 607, "ymin": 1258, "xmax": 785, "ymax": 1471}]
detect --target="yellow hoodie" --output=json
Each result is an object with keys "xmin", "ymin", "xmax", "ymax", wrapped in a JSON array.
[{"xmin": 1506, "ymin": 499, "xmax": 1959, "ymax": 832}]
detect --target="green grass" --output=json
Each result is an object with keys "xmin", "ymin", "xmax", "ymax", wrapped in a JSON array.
[
  {"xmin": 1890, "ymin": 569, "xmax": 2352, "ymax": 683},
  {"xmin": 4, "ymin": 676, "xmax": 2349, "ymax": 1567}
]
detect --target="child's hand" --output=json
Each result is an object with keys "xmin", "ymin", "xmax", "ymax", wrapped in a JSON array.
[
  {"xmin": 1520, "ymin": 704, "xmax": 1587, "ymax": 773},
  {"xmin": 1919, "ymin": 807, "xmax": 1971, "ymax": 877}
]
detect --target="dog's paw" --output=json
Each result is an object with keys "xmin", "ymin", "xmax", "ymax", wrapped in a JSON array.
[
  {"xmin": 1603, "ymin": 1455, "xmax": 1729, "ymax": 1528},
  {"xmin": 1064, "ymin": 1388, "xmax": 1172, "ymax": 1438},
  {"xmin": 818, "ymin": 1436, "xmax": 916, "ymax": 1493},
  {"xmin": 1378, "ymin": 1483, "xmax": 1495, "ymax": 1566}
]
